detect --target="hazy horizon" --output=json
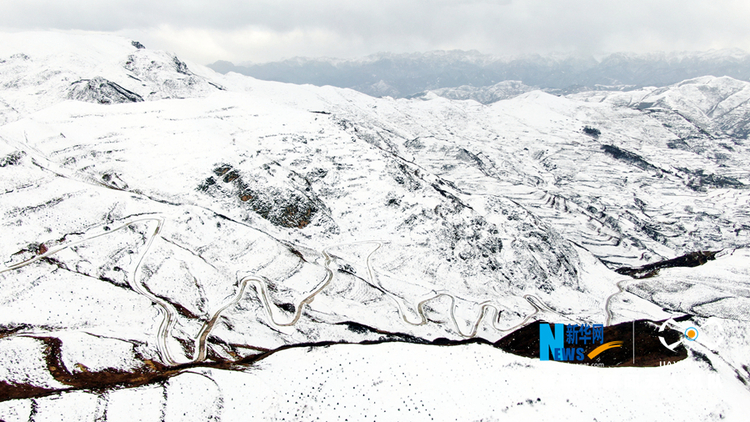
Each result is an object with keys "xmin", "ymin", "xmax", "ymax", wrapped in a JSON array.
[{"xmin": 214, "ymin": 46, "xmax": 750, "ymax": 67}]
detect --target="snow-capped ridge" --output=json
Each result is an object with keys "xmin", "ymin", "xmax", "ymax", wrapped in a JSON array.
[
  {"xmin": 0, "ymin": 31, "xmax": 226, "ymax": 123},
  {"xmin": 572, "ymin": 75, "xmax": 750, "ymax": 140}
]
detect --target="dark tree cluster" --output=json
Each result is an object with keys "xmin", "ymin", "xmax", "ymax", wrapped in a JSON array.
[{"xmin": 583, "ymin": 126, "xmax": 601, "ymax": 138}]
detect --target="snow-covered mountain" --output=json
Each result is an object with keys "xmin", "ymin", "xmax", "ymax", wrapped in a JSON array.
[
  {"xmin": 209, "ymin": 48, "xmax": 750, "ymax": 98},
  {"xmin": 410, "ymin": 80, "xmax": 538, "ymax": 104},
  {"xmin": 1, "ymin": 31, "xmax": 749, "ymax": 421}
]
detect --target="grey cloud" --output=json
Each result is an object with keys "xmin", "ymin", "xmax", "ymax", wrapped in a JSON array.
[{"xmin": 1, "ymin": 0, "xmax": 749, "ymax": 63}]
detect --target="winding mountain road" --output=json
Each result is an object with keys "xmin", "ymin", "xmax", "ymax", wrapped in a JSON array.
[
  {"xmin": 355, "ymin": 240, "xmax": 571, "ymax": 337},
  {"xmin": 2, "ymin": 216, "xmax": 579, "ymax": 367},
  {"xmin": 0, "ymin": 215, "xmax": 182, "ymax": 364}
]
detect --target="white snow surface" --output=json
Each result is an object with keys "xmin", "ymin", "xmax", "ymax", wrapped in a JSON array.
[{"xmin": 0, "ymin": 31, "xmax": 749, "ymax": 420}]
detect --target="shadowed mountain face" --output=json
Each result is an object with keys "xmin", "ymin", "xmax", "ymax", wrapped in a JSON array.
[{"xmin": 208, "ymin": 49, "xmax": 750, "ymax": 99}]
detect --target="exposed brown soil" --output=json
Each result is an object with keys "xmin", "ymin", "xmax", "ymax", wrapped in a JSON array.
[
  {"xmin": 1, "ymin": 318, "xmax": 693, "ymax": 403},
  {"xmin": 0, "ymin": 382, "xmax": 56, "ymax": 401},
  {"xmin": 0, "ymin": 336, "xmax": 238, "ymax": 403}
]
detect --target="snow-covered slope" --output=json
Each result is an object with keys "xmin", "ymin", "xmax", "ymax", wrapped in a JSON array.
[
  {"xmin": 1, "ymin": 31, "xmax": 749, "ymax": 421},
  {"xmin": 412, "ymin": 80, "xmax": 537, "ymax": 104}
]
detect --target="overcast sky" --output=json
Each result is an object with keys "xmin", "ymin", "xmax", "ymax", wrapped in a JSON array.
[{"xmin": 2, "ymin": 0, "xmax": 750, "ymax": 64}]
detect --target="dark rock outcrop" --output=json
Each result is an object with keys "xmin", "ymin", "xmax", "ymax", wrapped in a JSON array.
[
  {"xmin": 199, "ymin": 163, "xmax": 330, "ymax": 229},
  {"xmin": 68, "ymin": 77, "xmax": 143, "ymax": 104}
]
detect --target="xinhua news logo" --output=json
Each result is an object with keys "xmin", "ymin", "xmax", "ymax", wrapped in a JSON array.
[
  {"xmin": 539, "ymin": 323, "xmax": 622, "ymax": 362},
  {"xmin": 538, "ymin": 319, "xmax": 699, "ymax": 365}
]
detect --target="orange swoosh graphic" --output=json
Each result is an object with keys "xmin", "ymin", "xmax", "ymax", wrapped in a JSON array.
[{"xmin": 587, "ymin": 341, "xmax": 624, "ymax": 359}]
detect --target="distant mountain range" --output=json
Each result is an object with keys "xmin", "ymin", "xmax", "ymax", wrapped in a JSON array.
[{"xmin": 208, "ymin": 49, "xmax": 750, "ymax": 100}]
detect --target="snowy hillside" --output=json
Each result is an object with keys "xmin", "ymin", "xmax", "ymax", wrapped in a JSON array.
[
  {"xmin": 411, "ymin": 80, "xmax": 537, "ymax": 104},
  {"xmin": 1, "ymin": 31, "xmax": 749, "ymax": 421}
]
